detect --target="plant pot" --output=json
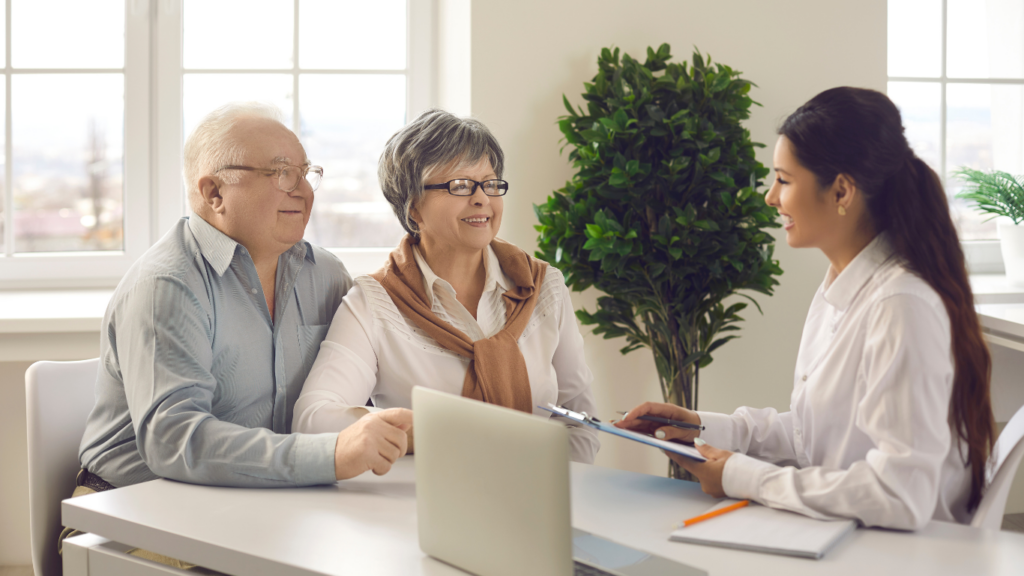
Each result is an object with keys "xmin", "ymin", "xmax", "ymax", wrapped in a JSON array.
[{"xmin": 999, "ymin": 222, "xmax": 1024, "ymax": 287}]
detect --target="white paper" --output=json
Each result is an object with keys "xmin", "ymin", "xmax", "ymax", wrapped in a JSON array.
[{"xmin": 670, "ymin": 499, "xmax": 856, "ymax": 559}]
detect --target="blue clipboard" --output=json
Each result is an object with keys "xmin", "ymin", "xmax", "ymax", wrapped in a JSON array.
[{"xmin": 539, "ymin": 404, "xmax": 707, "ymax": 463}]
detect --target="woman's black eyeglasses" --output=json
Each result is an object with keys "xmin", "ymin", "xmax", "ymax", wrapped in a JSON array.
[{"xmin": 424, "ymin": 179, "xmax": 509, "ymax": 197}]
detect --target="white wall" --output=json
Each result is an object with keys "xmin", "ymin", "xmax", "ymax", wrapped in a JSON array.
[
  {"xmin": 0, "ymin": 362, "xmax": 39, "ymax": 566},
  {"xmin": 468, "ymin": 0, "xmax": 882, "ymax": 474},
  {"xmin": 0, "ymin": 337, "xmax": 98, "ymax": 566}
]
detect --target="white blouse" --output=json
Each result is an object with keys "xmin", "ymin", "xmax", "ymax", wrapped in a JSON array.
[
  {"xmin": 698, "ymin": 234, "xmax": 972, "ymax": 530},
  {"xmin": 293, "ymin": 245, "xmax": 600, "ymax": 463}
]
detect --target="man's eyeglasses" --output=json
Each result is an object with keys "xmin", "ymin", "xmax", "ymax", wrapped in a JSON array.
[
  {"xmin": 215, "ymin": 164, "xmax": 324, "ymax": 193},
  {"xmin": 424, "ymin": 179, "xmax": 509, "ymax": 197}
]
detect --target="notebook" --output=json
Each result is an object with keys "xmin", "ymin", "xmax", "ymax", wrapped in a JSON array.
[{"xmin": 669, "ymin": 499, "xmax": 856, "ymax": 559}]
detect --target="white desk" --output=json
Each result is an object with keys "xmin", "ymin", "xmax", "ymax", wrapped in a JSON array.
[{"xmin": 62, "ymin": 458, "xmax": 1024, "ymax": 576}]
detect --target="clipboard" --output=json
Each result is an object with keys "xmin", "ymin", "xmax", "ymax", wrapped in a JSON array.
[{"xmin": 539, "ymin": 404, "xmax": 707, "ymax": 462}]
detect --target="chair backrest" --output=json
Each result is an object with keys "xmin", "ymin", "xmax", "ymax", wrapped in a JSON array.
[
  {"xmin": 25, "ymin": 358, "xmax": 100, "ymax": 576},
  {"xmin": 971, "ymin": 402, "xmax": 1024, "ymax": 530}
]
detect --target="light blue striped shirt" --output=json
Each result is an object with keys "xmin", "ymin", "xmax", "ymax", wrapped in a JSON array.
[{"xmin": 79, "ymin": 213, "xmax": 351, "ymax": 487}]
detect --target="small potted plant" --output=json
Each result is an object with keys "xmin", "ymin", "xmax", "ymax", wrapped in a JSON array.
[{"xmin": 956, "ymin": 168, "xmax": 1024, "ymax": 285}]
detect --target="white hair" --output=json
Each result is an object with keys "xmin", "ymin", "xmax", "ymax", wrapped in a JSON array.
[{"xmin": 183, "ymin": 101, "xmax": 285, "ymax": 213}]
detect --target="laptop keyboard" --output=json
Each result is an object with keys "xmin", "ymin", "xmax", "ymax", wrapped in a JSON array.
[{"xmin": 573, "ymin": 560, "xmax": 617, "ymax": 576}]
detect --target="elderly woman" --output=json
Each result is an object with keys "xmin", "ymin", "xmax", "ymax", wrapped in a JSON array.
[{"xmin": 293, "ymin": 109, "xmax": 600, "ymax": 462}]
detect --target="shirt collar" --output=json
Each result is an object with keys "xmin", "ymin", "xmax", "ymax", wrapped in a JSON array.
[
  {"xmin": 822, "ymin": 233, "xmax": 896, "ymax": 312},
  {"xmin": 187, "ymin": 212, "xmax": 315, "ymax": 276},
  {"xmin": 187, "ymin": 212, "xmax": 239, "ymax": 276},
  {"xmin": 482, "ymin": 244, "xmax": 510, "ymax": 294},
  {"xmin": 296, "ymin": 240, "xmax": 316, "ymax": 265},
  {"xmin": 412, "ymin": 244, "xmax": 509, "ymax": 308}
]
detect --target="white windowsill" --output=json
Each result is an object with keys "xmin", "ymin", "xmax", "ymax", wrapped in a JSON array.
[
  {"xmin": 0, "ymin": 289, "xmax": 113, "ymax": 333},
  {"xmin": 0, "ymin": 248, "xmax": 391, "ymax": 361},
  {"xmin": 2, "ymin": 273, "xmax": 1024, "ymax": 360},
  {"xmin": 970, "ymin": 274, "xmax": 1024, "ymax": 305}
]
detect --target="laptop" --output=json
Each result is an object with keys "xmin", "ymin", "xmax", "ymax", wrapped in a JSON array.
[{"xmin": 413, "ymin": 387, "xmax": 706, "ymax": 576}]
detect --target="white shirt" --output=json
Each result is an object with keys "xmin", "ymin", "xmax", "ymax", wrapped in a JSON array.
[
  {"xmin": 698, "ymin": 235, "xmax": 971, "ymax": 530},
  {"xmin": 293, "ymin": 245, "xmax": 600, "ymax": 463}
]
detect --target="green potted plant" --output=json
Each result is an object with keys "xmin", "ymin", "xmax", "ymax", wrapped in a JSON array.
[
  {"xmin": 956, "ymin": 168, "xmax": 1024, "ymax": 286},
  {"xmin": 534, "ymin": 44, "xmax": 782, "ymax": 476}
]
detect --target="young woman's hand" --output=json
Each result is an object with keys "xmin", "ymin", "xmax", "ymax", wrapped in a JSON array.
[
  {"xmin": 613, "ymin": 401, "xmax": 702, "ymax": 443},
  {"xmin": 671, "ymin": 440, "xmax": 733, "ymax": 498}
]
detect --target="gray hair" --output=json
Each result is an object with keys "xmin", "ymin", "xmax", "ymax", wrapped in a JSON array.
[
  {"xmin": 378, "ymin": 109, "xmax": 505, "ymax": 238},
  {"xmin": 183, "ymin": 102, "xmax": 285, "ymax": 213}
]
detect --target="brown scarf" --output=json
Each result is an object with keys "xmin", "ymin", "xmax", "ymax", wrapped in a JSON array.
[{"xmin": 370, "ymin": 235, "xmax": 548, "ymax": 413}]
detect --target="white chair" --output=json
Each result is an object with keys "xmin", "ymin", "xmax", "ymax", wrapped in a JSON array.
[
  {"xmin": 25, "ymin": 358, "xmax": 99, "ymax": 576},
  {"xmin": 971, "ymin": 403, "xmax": 1024, "ymax": 530}
]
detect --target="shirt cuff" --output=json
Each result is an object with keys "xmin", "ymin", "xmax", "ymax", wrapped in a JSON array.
[
  {"xmin": 721, "ymin": 452, "xmax": 778, "ymax": 502},
  {"xmin": 292, "ymin": 432, "xmax": 339, "ymax": 485},
  {"xmin": 695, "ymin": 411, "xmax": 736, "ymax": 450}
]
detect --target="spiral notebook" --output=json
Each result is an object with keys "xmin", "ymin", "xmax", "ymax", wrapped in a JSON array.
[{"xmin": 669, "ymin": 499, "xmax": 856, "ymax": 559}]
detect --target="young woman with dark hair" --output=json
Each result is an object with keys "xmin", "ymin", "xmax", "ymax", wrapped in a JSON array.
[{"xmin": 616, "ymin": 87, "xmax": 995, "ymax": 530}]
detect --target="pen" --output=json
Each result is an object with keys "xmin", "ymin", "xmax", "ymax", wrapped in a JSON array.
[
  {"xmin": 617, "ymin": 411, "xmax": 705, "ymax": 431},
  {"xmin": 679, "ymin": 500, "xmax": 749, "ymax": 527}
]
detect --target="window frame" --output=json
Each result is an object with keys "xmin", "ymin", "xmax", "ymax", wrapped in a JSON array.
[
  {"xmin": 1, "ymin": 0, "xmax": 432, "ymax": 289},
  {"xmin": 0, "ymin": 0, "xmax": 152, "ymax": 288},
  {"xmin": 887, "ymin": 0, "xmax": 1021, "ymax": 274},
  {"xmin": 158, "ymin": 0, "xmax": 431, "ymax": 272}
]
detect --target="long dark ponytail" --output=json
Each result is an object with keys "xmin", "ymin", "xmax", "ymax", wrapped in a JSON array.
[{"xmin": 779, "ymin": 87, "xmax": 995, "ymax": 512}]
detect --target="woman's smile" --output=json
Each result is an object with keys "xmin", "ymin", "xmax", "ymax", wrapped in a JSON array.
[{"xmin": 461, "ymin": 214, "xmax": 491, "ymax": 227}]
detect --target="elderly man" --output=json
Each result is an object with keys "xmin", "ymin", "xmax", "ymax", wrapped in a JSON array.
[{"xmin": 76, "ymin": 102, "xmax": 411, "ymax": 496}]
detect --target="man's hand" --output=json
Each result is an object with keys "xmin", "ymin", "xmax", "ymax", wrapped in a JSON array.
[
  {"xmin": 334, "ymin": 408, "xmax": 413, "ymax": 480},
  {"xmin": 671, "ymin": 440, "xmax": 733, "ymax": 498},
  {"xmin": 613, "ymin": 401, "xmax": 702, "ymax": 443}
]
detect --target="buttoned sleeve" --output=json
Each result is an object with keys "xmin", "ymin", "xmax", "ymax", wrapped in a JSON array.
[
  {"xmin": 293, "ymin": 283, "xmax": 379, "ymax": 433},
  {"xmin": 118, "ymin": 275, "xmax": 339, "ymax": 487},
  {"xmin": 697, "ymin": 408, "xmax": 798, "ymax": 467},
  {"xmin": 550, "ymin": 279, "xmax": 600, "ymax": 464},
  {"xmin": 720, "ymin": 293, "xmax": 954, "ymax": 530}
]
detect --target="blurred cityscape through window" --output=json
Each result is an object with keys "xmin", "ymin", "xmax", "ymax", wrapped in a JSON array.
[
  {"xmin": 0, "ymin": 0, "xmax": 411, "ymax": 259},
  {"xmin": 2, "ymin": 0, "xmax": 125, "ymax": 254}
]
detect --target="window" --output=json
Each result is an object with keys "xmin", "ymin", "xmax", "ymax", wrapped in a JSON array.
[
  {"xmin": 180, "ymin": 0, "xmax": 415, "ymax": 249},
  {"xmin": 888, "ymin": 0, "xmax": 1024, "ymax": 245},
  {"xmin": 1, "ymin": 0, "xmax": 432, "ymax": 288},
  {"xmin": 0, "ymin": 0, "xmax": 151, "ymax": 286}
]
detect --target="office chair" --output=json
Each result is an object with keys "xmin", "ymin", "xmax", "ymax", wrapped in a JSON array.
[
  {"xmin": 971, "ymin": 403, "xmax": 1024, "ymax": 530},
  {"xmin": 25, "ymin": 358, "xmax": 99, "ymax": 576}
]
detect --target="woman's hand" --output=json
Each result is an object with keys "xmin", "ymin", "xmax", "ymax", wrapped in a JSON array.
[
  {"xmin": 671, "ymin": 440, "xmax": 734, "ymax": 498},
  {"xmin": 613, "ymin": 401, "xmax": 702, "ymax": 443},
  {"xmin": 334, "ymin": 408, "xmax": 412, "ymax": 480}
]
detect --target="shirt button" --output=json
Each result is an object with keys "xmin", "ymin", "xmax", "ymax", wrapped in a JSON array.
[
  {"xmin": 801, "ymin": 375, "xmax": 808, "ymax": 381},
  {"xmin": 251, "ymin": 288, "xmax": 258, "ymax": 294}
]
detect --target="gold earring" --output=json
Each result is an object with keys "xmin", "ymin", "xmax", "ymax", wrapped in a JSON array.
[{"xmin": 838, "ymin": 206, "xmax": 847, "ymax": 216}]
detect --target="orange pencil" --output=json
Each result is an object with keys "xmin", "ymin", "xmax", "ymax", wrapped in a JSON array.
[{"xmin": 680, "ymin": 499, "xmax": 750, "ymax": 527}]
